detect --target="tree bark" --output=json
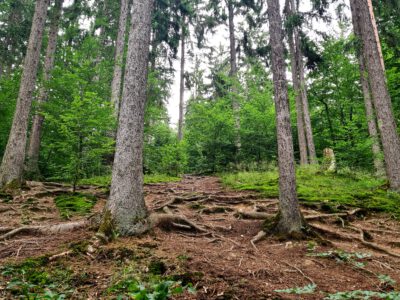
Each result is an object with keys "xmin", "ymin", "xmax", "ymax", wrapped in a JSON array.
[
  {"xmin": 177, "ymin": 19, "xmax": 186, "ymax": 141},
  {"xmin": 351, "ymin": 0, "xmax": 400, "ymax": 190},
  {"xmin": 99, "ymin": 0, "xmax": 154, "ymax": 236},
  {"xmin": 350, "ymin": 2, "xmax": 385, "ymax": 178},
  {"xmin": 293, "ymin": 29, "xmax": 317, "ymax": 164},
  {"xmin": 227, "ymin": 0, "xmax": 241, "ymax": 156},
  {"xmin": 285, "ymin": 0, "xmax": 308, "ymax": 165},
  {"xmin": 111, "ymin": 0, "xmax": 130, "ymax": 116},
  {"xmin": 0, "ymin": 0, "xmax": 50, "ymax": 189},
  {"xmin": 267, "ymin": 0, "xmax": 304, "ymax": 235},
  {"xmin": 26, "ymin": 0, "xmax": 63, "ymax": 178}
]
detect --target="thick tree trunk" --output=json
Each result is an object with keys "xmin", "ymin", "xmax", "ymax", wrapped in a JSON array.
[
  {"xmin": 0, "ymin": 0, "xmax": 50, "ymax": 189},
  {"xmin": 267, "ymin": 0, "xmax": 304, "ymax": 235},
  {"xmin": 227, "ymin": 0, "xmax": 241, "ymax": 156},
  {"xmin": 99, "ymin": 0, "xmax": 154, "ymax": 236},
  {"xmin": 177, "ymin": 20, "xmax": 186, "ymax": 142},
  {"xmin": 350, "ymin": 3, "xmax": 385, "ymax": 177},
  {"xmin": 351, "ymin": 0, "xmax": 400, "ymax": 190},
  {"xmin": 285, "ymin": 0, "xmax": 308, "ymax": 165},
  {"xmin": 111, "ymin": 0, "xmax": 130, "ymax": 116},
  {"xmin": 26, "ymin": 0, "xmax": 63, "ymax": 178}
]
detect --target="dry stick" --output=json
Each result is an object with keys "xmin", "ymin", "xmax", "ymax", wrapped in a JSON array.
[{"xmin": 283, "ymin": 261, "xmax": 315, "ymax": 285}]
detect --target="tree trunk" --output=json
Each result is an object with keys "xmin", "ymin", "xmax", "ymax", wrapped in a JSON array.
[
  {"xmin": 0, "ymin": 0, "xmax": 50, "ymax": 189},
  {"xmin": 26, "ymin": 0, "xmax": 63, "ymax": 179},
  {"xmin": 99, "ymin": 0, "xmax": 154, "ymax": 236},
  {"xmin": 227, "ymin": 0, "xmax": 241, "ymax": 157},
  {"xmin": 293, "ymin": 29, "xmax": 317, "ymax": 164},
  {"xmin": 350, "ymin": 2, "xmax": 385, "ymax": 178},
  {"xmin": 177, "ymin": 19, "xmax": 186, "ymax": 141},
  {"xmin": 267, "ymin": 0, "xmax": 304, "ymax": 235},
  {"xmin": 351, "ymin": 0, "xmax": 400, "ymax": 190},
  {"xmin": 111, "ymin": 0, "xmax": 130, "ymax": 116},
  {"xmin": 285, "ymin": 0, "xmax": 308, "ymax": 165}
]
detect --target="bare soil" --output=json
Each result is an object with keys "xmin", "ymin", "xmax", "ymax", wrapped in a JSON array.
[{"xmin": 1, "ymin": 176, "xmax": 400, "ymax": 299}]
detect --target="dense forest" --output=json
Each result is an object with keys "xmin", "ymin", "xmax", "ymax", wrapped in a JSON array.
[{"xmin": 0, "ymin": 0, "xmax": 400, "ymax": 298}]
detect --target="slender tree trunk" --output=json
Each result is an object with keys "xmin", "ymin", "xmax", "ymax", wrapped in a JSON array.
[
  {"xmin": 26, "ymin": 0, "xmax": 63, "ymax": 178},
  {"xmin": 351, "ymin": 0, "xmax": 400, "ymax": 190},
  {"xmin": 177, "ymin": 19, "xmax": 186, "ymax": 141},
  {"xmin": 294, "ymin": 36, "xmax": 317, "ymax": 164},
  {"xmin": 267, "ymin": 0, "xmax": 304, "ymax": 235},
  {"xmin": 99, "ymin": 0, "xmax": 154, "ymax": 237},
  {"xmin": 285, "ymin": 0, "xmax": 308, "ymax": 165},
  {"xmin": 350, "ymin": 2, "xmax": 385, "ymax": 177},
  {"xmin": 227, "ymin": 0, "xmax": 241, "ymax": 157},
  {"xmin": 0, "ymin": 0, "xmax": 50, "ymax": 189},
  {"xmin": 111, "ymin": 0, "xmax": 130, "ymax": 116}
]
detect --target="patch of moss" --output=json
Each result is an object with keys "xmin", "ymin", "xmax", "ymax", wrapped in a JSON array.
[
  {"xmin": 148, "ymin": 260, "xmax": 167, "ymax": 275},
  {"xmin": 78, "ymin": 174, "xmax": 181, "ymax": 187},
  {"xmin": 221, "ymin": 167, "xmax": 400, "ymax": 218},
  {"xmin": 54, "ymin": 192, "xmax": 97, "ymax": 219},
  {"xmin": 0, "ymin": 191, "xmax": 13, "ymax": 203}
]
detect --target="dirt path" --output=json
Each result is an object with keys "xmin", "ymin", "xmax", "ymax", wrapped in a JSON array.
[{"xmin": 1, "ymin": 176, "xmax": 400, "ymax": 299}]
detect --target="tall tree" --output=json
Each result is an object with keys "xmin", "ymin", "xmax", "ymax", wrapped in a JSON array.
[
  {"xmin": 227, "ymin": 0, "xmax": 241, "ymax": 157},
  {"xmin": 350, "ymin": 2, "xmax": 385, "ymax": 177},
  {"xmin": 26, "ymin": 0, "xmax": 64, "ymax": 178},
  {"xmin": 267, "ymin": 0, "xmax": 304, "ymax": 235},
  {"xmin": 0, "ymin": 0, "xmax": 50, "ymax": 189},
  {"xmin": 177, "ymin": 17, "xmax": 186, "ymax": 141},
  {"xmin": 350, "ymin": 0, "xmax": 400, "ymax": 190},
  {"xmin": 110, "ymin": 0, "xmax": 130, "ymax": 115},
  {"xmin": 98, "ymin": 0, "xmax": 154, "ymax": 236},
  {"xmin": 284, "ymin": 0, "xmax": 308, "ymax": 165}
]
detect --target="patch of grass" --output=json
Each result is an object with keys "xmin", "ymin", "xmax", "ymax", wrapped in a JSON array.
[
  {"xmin": 78, "ymin": 174, "xmax": 181, "ymax": 187},
  {"xmin": 221, "ymin": 166, "xmax": 400, "ymax": 218},
  {"xmin": 54, "ymin": 192, "xmax": 97, "ymax": 219}
]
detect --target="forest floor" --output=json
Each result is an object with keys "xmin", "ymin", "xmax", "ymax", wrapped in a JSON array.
[{"xmin": 0, "ymin": 176, "xmax": 400, "ymax": 299}]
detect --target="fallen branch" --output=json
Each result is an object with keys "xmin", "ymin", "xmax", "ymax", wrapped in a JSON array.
[
  {"xmin": 251, "ymin": 230, "xmax": 267, "ymax": 251},
  {"xmin": 283, "ymin": 261, "xmax": 315, "ymax": 285}
]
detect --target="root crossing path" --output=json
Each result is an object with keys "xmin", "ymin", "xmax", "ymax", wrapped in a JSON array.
[{"xmin": 1, "ymin": 176, "xmax": 400, "ymax": 299}]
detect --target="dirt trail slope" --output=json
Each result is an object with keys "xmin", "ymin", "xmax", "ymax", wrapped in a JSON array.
[{"xmin": 1, "ymin": 176, "xmax": 400, "ymax": 299}]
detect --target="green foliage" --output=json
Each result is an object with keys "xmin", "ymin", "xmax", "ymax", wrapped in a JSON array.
[
  {"xmin": 0, "ymin": 257, "xmax": 73, "ymax": 299},
  {"xmin": 308, "ymin": 249, "xmax": 371, "ymax": 268},
  {"xmin": 325, "ymin": 290, "xmax": 400, "ymax": 300},
  {"xmin": 108, "ymin": 277, "xmax": 195, "ymax": 300},
  {"xmin": 54, "ymin": 193, "xmax": 97, "ymax": 219},
  {"xmin": 78, "ymin": 174, "xmax": 181, "ymax": 186},
  {"xmin": 275, "ymin": 284, "xmax": 317, "ymax": 294},
  {"xmin": 221, "ymin": 167, "xmax": 400, "ymax": 218}
]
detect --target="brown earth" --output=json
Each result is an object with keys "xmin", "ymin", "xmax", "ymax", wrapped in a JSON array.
[{"xmin": 0, "ymin": 176, "xmax": 400, "ymax": 299}]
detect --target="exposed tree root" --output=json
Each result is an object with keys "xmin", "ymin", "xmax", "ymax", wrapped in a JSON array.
[
  {"xmin": 309, "ymin": 223, "xmax": 400, "ymax": 258},
  {"xmin": 251, "ymin": 230, "xmax": 267, "ymax": 251},
  {"xmin": 0, "ymin": 220, "xmax": 90, "ymax": 241}
]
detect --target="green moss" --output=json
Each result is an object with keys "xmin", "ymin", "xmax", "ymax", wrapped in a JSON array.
[
  {"xmin": 97, "ymin": 209, "xmax": 115, "ymax": 240},
  {"xmin": 221, "ymin": 167, "xmax": 400, "ymax": 218},
  {"xmin": 148, "ymin": 260, "xmax": 167, "ymax": 275},
  {"xmin": 54, "ymin": 192, "xmax": 97, "ymax": 219},
  {"xmin": 0, "ymin": 191, "xmax": 13, "ymax": 202}
]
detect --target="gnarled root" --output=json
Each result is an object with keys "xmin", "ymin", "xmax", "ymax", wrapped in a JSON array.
[{"xmin": 0, "ymin": 220, "xmax": 90, "ymax": 241}]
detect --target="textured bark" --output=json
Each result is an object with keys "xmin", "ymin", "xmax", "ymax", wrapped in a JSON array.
[
  {"xmin": 285, "ymin": 0, "xmax": 307, "ymax": 165},
  {"xmin": 26, "ymin": 0, "xmax": 63, "ymax": 178},
  {"xmin": 111, "ymin": 0, "xmax": 130, "ymax": 115},
  {"xmin": 267, "ymin": 0, "xmax": 304, "ymax": 235},
  {"xmin": 227, "ymin": 0, "xmax": 241, "ymax": 155},
  {"xmin": 0, "ymin": 0, "xmax": 50, "ymax": 189},
  {"xmin": 293, "ymin": 31, "xmax": 317, "ymax": 164},
  {"xmin": 350, "ymin": 3, "xmax": 385, "ymax": 177},
  {"xmin": 351, "ymin": 0, "xmax": 400, "ymax": 190},
  {"xmin": 100, "ymin": 0, "xmax": 154, "ymax": 236},
  {"xmin": 177, "ymin": 20, "xmax": 186, "ymax": 141}
]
